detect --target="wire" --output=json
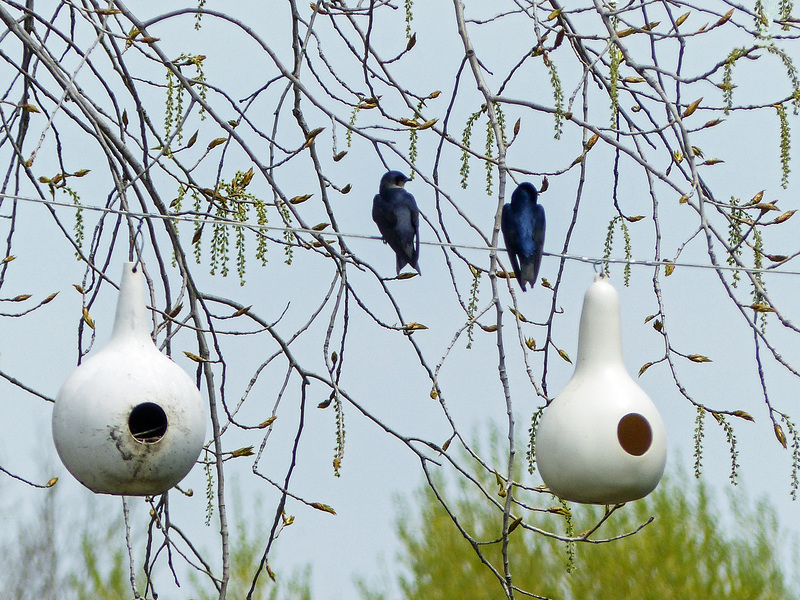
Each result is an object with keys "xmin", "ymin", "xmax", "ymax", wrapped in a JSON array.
[{"xmin": 0, "ymin": 191, "xmax": 797, "ymax": 276}]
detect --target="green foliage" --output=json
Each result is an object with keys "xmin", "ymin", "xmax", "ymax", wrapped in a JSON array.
[
  {"xmin": 764, "ymin": 43, "xmax": 800, "ymax": 113},
  {"xmin": 173, "ymin": 183, "xmax": 187, "ymax": 214},
  {"xmin": 192, "ymin": 188, "xmax": 204, "ymax": 265},
  {"xmin": 195, "ymin": 0, "xmax": 206, "ymax": 30},
  {"xmin": 70, "ymin": 524, "xmax": 130, "ymax": 600},
  {"xmin": 204, "ymin": 452, "xmax": 215, "ymax": 526},
  {"xmin": 776, "ymin": 103, "xmax": 791, "ymax": 188},
  {"xmin": 602, "ymin": 215, "xmax": 632, "ymax": 286},
  {"xmin": 255, "ymin": 194, "xmax": 270, "ymax": 266},
  {"xmin": 211, "ymin": 204, "xmax": 231, "ymax": 278},
  {"xmin": 0, "ymin": 484, "xmax": 60, "ymax": 600},
  {"xmin": 191, "ymin": 498, "xmax": 312, "ymax": 600},
  {"xmin": 1, "ymin": 489, "xmax": 142, "ymax": 600},
  {"xmin": 460, "ymin": 103, "xmax": 507, "ymax": 193},
  {"xmin": 408, "ymin": 100, "xmax": 425, "ymax": 173},
  {"xmin": 165, "ymin": 67, "xmax": 180, "ymax": 142},
  {"xmin": 494, "ymin": 102, "xmax": 508, "ymax": 148},
  {"xmin": 202, "ymin": 169, "xmax": 266, "ymax": 285},
  {"xmin": 347, "ymin": 104, "xmax": 360, "ymax": 147},
  {"xmin": 191, "ymin": 488, "xmax": 313, "ymax": 600},
  {"xmin": 0, "ymin": 476, "xmax": 312, "ymax": 600},
  {"xmin": 609, "ymin": 43, "xmax": 621, "ymax": 130},
  {"xmin": 777, "ymin": 412, "xmax": 800, "ymax": 500},
  {"xmin": 234, "ymin": 196, "xmax": 248, "ymax": 283},
  {"xmin": 608, "ymin": 3, "xmax": 620, "ymax": 130},
  {"xmin": 165, "ymin": 54, "xmax": 207, "ymax": 144},
  {"xmin": 724, "ymin": 192, "xmax": 771, "ymax": 320},
  {"xmin": 780, "ymin": 0, "xmax": 795, "ymax": 31},
  {"xmin": 278, "ymin": 199, "xmax": 295, "ymax": 264},
  {"xmin": 565, "ymin": 472, "xmax": 794, "ymax": 600},
  {"xmin": 543, "ymin": 52, "xmax": 565, "ymax": 138},
  {"xmin": 526, "ymin": 406, "xmax": 545, "ymax": 474},
  {"xmin": 752, "ymin": 225, "xmax": 767, "ymax": 331},
  {"xmin": 484, "ymin": 116, "xmax": 495, "ymax": 195},
  {"xmin": 713, "ymin": 412, "xmax": 740, "ymax": 485},
  {"xmin": 694, "ymin": 405, "xmax": 705, "ymax": 477},
  {"xmin": 723, "ymin": 43, "xmax": 800, "ymax": 115},
  {"xmin": 333, "ymin": 393, "xmax": 346, "ymax": 477},
  {"xmin": 460, "ymin": 108, "xmax": 483, "ymax": 189},
  {"xmin": 408, "ymin": 126, "xmax": 418, "ymax": 172},
  {"xmin": 65, "ymin": 186, "xmax": 84, "ymax": 258},
  {"xmin": 465, "ymin": 265, "xmax": 481, "ymax": 349},
  {"xmin": 726, "ymin": 196, "xmax": 743, "ymax": 286},
  {"xmin": 374, "ymin": 470, "xmax": 568, "ymax": 599},
  {"xmin": 41, "ymin": 176, "xmax": 85, "ymax": 258},
  {"xmin": 481, "ymin": 103, "xmax": 509, "ymax": 195},
  {"xmin": 754, "ymin": 0, "xmax": 768, "ymax": 36},
  {"xmin": 559, "ymin": 499, "xmax": 576, "ymax": 573},
  {"xmin": 360, "ymin": 453, "xmax": 798, "ymax": 600},
  {"xmin": 721, "ymin": 48, "xmax": 749, "ymax": 114}
]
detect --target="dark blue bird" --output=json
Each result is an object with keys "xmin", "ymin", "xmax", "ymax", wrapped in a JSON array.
[
  {"xmin": 372, "ymin": 171, "xmax": 421, "ymax": 275},
  {"xmin": 501, "ymin": 182, "xmax": 545, "ymax": 292}
]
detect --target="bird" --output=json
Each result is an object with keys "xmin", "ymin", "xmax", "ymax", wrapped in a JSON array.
[
  {"xmin": 372, "ymin": 170, "xmax": 421, "ymax": 275},
  {"xmin": 501, "ymin": 182, "xmax": 545, "ymax": 292}
]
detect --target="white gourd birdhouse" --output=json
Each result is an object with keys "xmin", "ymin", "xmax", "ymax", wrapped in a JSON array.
[
  {"xmin": 535, "ymin": 274, "xmax": 666, "ymax": 504},
  {"xmin": 52, "ymin": 263, "xmax": 206, "ymax": 496}
]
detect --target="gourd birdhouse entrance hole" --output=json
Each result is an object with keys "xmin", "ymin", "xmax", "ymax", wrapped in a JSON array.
[
  {"xmin": 52, "ymin": 263, "xmax": 206, "ymax": 496},
  {"xmin": 129, "ymin": 402, "xmax": 169, "ymax": 443},
  {"xmin": 535, "ymin": 274, "xmax": 666, "ymax": 504},
  {"xmin": 617, "ymin": 412, "xmax": 652, "ymax": 456}
]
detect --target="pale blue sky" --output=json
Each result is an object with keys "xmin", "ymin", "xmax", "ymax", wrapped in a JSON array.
[{"xmin": 1, "ymin": 1, "xmax": 799, "ymax": 598}]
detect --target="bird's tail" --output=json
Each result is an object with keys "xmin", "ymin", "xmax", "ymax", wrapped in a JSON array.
[
  {"xmin": 396, "ymin": 254, "xmax": 421, "ymax": 275},
  {"xmin": 518, "ymin": 257, "xmax": 539, "ymax": 289},
  {"xmin": 396, "ymin": 239, "xmax": 421, "ymax": 275}
]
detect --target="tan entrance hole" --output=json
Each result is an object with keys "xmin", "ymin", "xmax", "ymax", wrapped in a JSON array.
[{"xmin": 617, "ymin": 412, "xmax": 652, "ymax": 456}]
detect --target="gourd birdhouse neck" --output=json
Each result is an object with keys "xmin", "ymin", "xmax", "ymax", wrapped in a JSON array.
[
  {"xmin": 110, "ymin": 263, "xmax": 152, "ymax": 345},
  {"xmin": 574, "ymin": 274, "xmax": 624, "ymax": 373}
]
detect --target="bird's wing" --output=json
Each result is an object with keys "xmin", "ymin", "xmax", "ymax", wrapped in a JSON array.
[
  {"xmin": 501, "ymin": 203, "xmax": 522, "ymax": 281},
  {"xmin": 403, "ymin": 191, "xmax": 421, "ymax": 268},
  {"xmin": 372, "ymin": 193, "xmax": 398, "ymax": 239},
  {"xmin": 531, "ymin": 204, "xmax": 546, "ymax": 278}
]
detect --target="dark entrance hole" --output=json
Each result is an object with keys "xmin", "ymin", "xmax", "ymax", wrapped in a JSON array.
[
  {"xmin": 617, "ymin": 412, "xmax": 652, "ymax": 456},
  {"xmin": 128, "ymin": 402, "xmax": 168, "ymax": 443}
]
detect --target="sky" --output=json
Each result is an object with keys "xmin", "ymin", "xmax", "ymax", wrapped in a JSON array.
[{"xmin": 1, "ymin": 1, "xmax": 800, "ymax": 599}]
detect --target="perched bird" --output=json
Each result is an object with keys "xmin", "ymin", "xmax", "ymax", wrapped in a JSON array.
[
  {"xmin": 372, "ymin": 170, "xmax": 421, "ymax": 275},
  {"xmin": 501, "ymin": 182, "xmax": 545, "ymax": 292}
]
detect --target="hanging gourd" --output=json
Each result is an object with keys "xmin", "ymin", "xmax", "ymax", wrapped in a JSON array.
[
  {"xmin": 52, "ymin": 262, "xmax": 206, "ymax": 495},
  {"xmin": 535, "ymin": 274, "xmax": 666, "ymax": 504}
]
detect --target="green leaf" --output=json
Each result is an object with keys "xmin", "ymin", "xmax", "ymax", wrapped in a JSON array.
[{"xmin": 310, "ymin": 502, "xmax": 337, "ymax": 515}]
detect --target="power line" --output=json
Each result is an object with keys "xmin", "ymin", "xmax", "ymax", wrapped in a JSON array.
[{"xmin": 0, "ymin": 191, "xmax": 797, "ymax": 276}]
